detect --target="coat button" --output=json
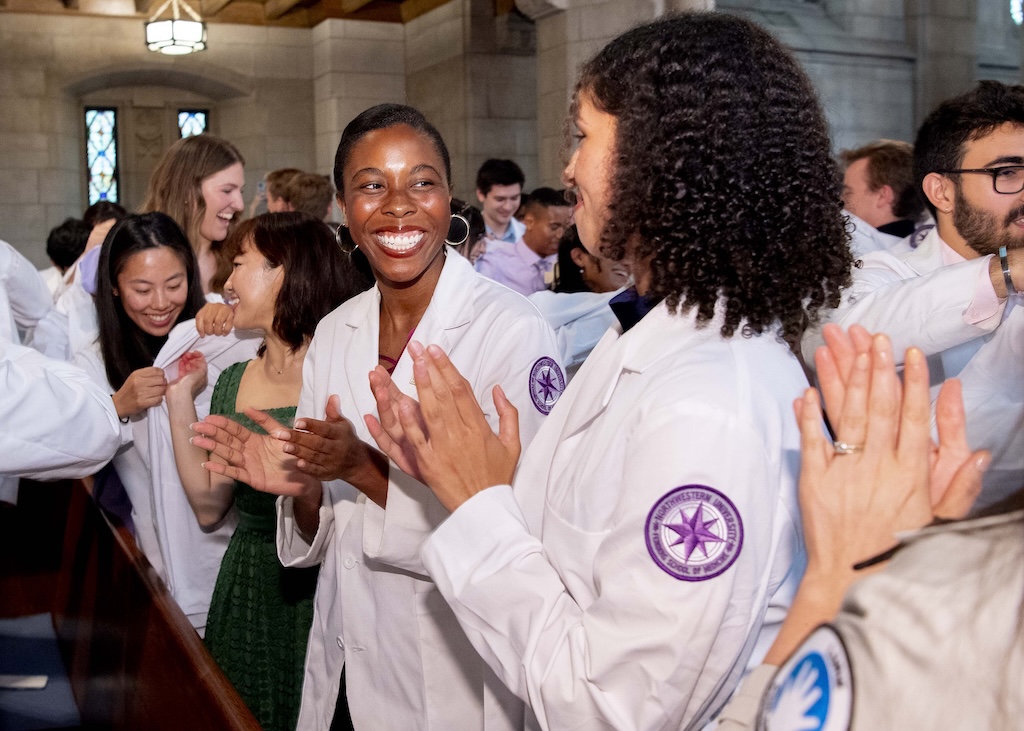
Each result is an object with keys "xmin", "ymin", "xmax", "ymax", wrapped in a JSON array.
[
  {"xmin": 343, "ymin": 556, "xmax": 355, "ymax": 569},
  {"xmin": 336, "ymin": 637, "xmax": 344, "ymax": 649}
]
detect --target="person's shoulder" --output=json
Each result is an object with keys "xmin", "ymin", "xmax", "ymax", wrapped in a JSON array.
[{"xmin": 470, "ymin": 268, "xmax": 546, "ymax": 320}]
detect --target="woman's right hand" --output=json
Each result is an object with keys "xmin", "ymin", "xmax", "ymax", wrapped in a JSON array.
[
  {"xmin": 112, "ymin": 366, "xmax": 167, "ymax": 419},
  {"xmin": 166, "ymin": 351, "xmax": 208, "ymax": 400},
  {"xmin": 196, "ymin": 302, "xmax": 235, "ymax": 337},
  {"xmin": 191, "ymin": 409, "xmax": 320, "ymax": 501}
]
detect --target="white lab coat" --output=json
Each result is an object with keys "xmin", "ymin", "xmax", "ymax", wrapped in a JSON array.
[
  {"xmin": 74, "ymin": 322, "xmax": 260, "ymax": 627},
  {"xmin": 801, "ymin": 226, "xmax": 1024, "ymax": 509},
  {"xmin": 32, "ymin": 257, "xmax": 101, "ymax": 362},
  {"xmin": 0, "ymin": 336, "xmax": 120, "ymax": 503},
  {"xmin": 147, "ymin": 321, "xmax": 260, "ymax": 628},
  {"xmin": 529, "ymin": 288, "xmax": 621, "ymax": 381},
  {"xmin": 420, "ymin": 300, "xmax": 807, "ymax": 731},
  {"xmin": 0, "ymin": 240, "xmax": 52, "ymax": 345},
  {"xmin": 276, "ymin": 252, "xmax": 563, "ymax": 731},
  {"xmin": 844, "ymin": 210, "xmax": 906, "ymax": 258}
]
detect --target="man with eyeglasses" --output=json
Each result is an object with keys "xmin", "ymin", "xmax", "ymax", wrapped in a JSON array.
[{"xmin": 803, "ymin": 80, "xmax": 1024, "ymax": 511}]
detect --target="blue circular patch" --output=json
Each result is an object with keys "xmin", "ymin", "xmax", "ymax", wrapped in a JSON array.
[
  {"xmin": 759, "ymin": 625, "xmax": 853, "ymax": 731},
  {"xmin": 529, "ymin": 357, "xmax": 565, "ymax": 415},
  {"xmin": 644, "ymin": 485, "xmax": 743, "ymax": 581}
]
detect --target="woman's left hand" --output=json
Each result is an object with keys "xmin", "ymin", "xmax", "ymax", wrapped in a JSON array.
[
  {"xmin": 367, "ymin": 341, "xmax": 521, "ymax": 513},
  {"xmin": 196, "ymin": 302, "xmax": 235, "ymax": 337}
]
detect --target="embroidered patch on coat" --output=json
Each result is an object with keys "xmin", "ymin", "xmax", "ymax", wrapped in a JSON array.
[
  {"xmin": 529, "ymin": 357, "xmax": 565, "ymax": 414},
  {"xmin": 644, "ymin": 485, "xmax": 743, "ymax": 581},
  {"xmin": 759, "ymin": 625, "xmax": 853, "ymax": 731}
]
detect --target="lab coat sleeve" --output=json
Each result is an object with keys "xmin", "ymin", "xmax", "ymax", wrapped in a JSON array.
[
  {"xmin": 276, "ymin": 329, "xmax": 357, "ymax": 568},
  {"xmin": 801, "ymin": 254, "xmax": 1001, "ymax": 365},
  {"xmin": 0, "ymin": 240, "xmax": 53, "ymax": 332},
  {"xmin": 421, "ymin": 403, "xmax": 785, "ymax": 730},
  {"xmin": 361, "ymin": 313, "xmax": 562, "ymax": 577},
  {"xmin": 0, "ymin": 339, "xmax": 120, "ymax": 479}
]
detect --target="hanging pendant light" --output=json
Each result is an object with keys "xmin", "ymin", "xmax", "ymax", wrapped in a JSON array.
[{"xmin": 145, "ymin": 0, "xmax": 207, "ymax": 55}]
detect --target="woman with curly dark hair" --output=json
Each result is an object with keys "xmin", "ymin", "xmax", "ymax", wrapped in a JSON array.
[{"xmin": 368, "ymin": 12, "xmax": 850, "ymax": 731}]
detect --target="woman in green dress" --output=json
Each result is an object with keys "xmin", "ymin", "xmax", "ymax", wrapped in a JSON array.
[{"xmin": 165, "ymin": 211, "xmax": 368, "ymax": 730}]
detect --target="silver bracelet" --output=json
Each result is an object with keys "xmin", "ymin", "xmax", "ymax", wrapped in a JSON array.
[{"xmin": 999, "ymin": 245, "xmax": 1018, "ymax": 296}]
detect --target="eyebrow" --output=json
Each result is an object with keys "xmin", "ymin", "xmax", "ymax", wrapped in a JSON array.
[
  {"xmin": 127, "ymin": 272, "xmax": 185, "ymax": 285},
  {"xmin": 985, "ymin": 156, "xmax": 1024, "ymax": 166}
]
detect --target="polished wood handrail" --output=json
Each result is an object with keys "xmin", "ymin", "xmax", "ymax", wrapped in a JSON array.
[{"xmin": 52, "ymin": 480, "xmax": 261, "ymax": 730}]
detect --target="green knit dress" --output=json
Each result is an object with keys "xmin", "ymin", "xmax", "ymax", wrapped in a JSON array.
[{"xmin": 204, "ymin": 360, "xmax": 319, "ymax": 731}]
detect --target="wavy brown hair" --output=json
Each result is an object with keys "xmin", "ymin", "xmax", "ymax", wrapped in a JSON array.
[{"xmin": 572, "ymin": 12, "xmax": 851, "ymax": 343}]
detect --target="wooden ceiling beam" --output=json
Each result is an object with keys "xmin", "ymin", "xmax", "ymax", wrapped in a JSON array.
[
  {"xmin": 265, "ymin": 0, "xmax": 305, "ymax": 19},
  {"xmin": 200, "ymin": 0, "xmax": 235, "ymax": 17},
  {"xmin": 399, "ymin": 0, "xmax": 452, "ymax": 22},
  {"xmin": 340, "ymin": 0, "xmax": 373, "ymax": 11}
]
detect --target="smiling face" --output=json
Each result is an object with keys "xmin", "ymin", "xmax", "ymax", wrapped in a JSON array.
[
  {"xmin": 114, "ymin": 246, "xmax": 190, "ymax": 337},
  {"xmin": 523, "ymin": 204, "xmax": 573, "ymax": 258},
  {"xmin": 563, "ymin": 93, "xmax": 617, "ymax": 258},
  {"xmin": 476, "ymin": 183, "xmax": 522, "ymax": 236},
  {"xmin": 198, "ymin": 162, "xmax": 245, "ymax": 247},
  {"xmin": 223, "ymin": 238, "xmax": 283, "ymax": 332},
  {"xmin": 947, "ymin": 123, "xmax": 1024, "ymax": 256},
  {"xmin": 339, "ymin": 124, "xmax": 451, "ymax": 290}
]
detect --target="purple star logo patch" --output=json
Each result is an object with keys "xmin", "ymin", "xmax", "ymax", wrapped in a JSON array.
[
  {"xmin": 645, "ymin": 485, "xmax": 743, "ymax": 581},
  {"xmin": 529, "ymin": 357, "xmax": 565, "ymax": 415}
]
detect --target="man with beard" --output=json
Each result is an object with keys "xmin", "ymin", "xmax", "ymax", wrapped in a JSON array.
[{"xmin": 803, "ymin": 80, "xmax": 1024, "ymax": 510}]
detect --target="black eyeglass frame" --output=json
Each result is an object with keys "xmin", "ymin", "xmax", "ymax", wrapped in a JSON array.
[{"xmin": 936, "ymin": 166, "xmax": 1024, "ymax": 195}]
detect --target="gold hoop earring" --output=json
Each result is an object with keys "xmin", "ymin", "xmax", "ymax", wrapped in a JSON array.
[{"xmin": 335, "ymin": 223, "xmax": 357, "ymax": 255}]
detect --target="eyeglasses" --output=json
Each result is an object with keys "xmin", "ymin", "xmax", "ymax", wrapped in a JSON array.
[{"xmin": 938, "ymin": 165, "xmax": 1024, "ymax": 195}]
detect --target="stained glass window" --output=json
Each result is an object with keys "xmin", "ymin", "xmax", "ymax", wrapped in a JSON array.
[
  {"xmin": 1014, "ymin": 0, "xmax": 1023, "ymax": 26},
  {"xmin": 85, "ymin": 107, "xmax": 119, "ymax": 205},
  {"xmin": 178, "ymin": 109, "xmax": 209, "ymax": 138}
]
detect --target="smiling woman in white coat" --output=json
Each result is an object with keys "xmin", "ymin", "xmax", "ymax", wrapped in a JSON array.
[
  {"xmin": 192, "ymin": 104, "xmax": 563, "ymax": 730},
  {"xmin": 367, "ymin": 13, "xmax": 855, "ymax": 731}
]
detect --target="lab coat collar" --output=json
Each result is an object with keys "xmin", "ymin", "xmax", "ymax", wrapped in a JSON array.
[
  {"xmin": 342, "ymin": 251, "xmax": 476, "ymax": 412},
  {"xmin": 902, "ymin": 226, "xmax": 957, "ymax": 276},
  {"xmin": 558, "ymin": 300, "xmax": 733, "ymax": 438}
]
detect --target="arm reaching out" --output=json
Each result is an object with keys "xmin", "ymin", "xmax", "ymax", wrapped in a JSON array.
[{"xmin": 165, "ymin": 351, "xmax": 235, "ymax": 528}]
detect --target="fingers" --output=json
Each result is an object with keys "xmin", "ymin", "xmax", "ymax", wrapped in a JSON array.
[
  {"xmin": 934, "ymin": 378, "xmax": 971, "ymax": 456},
  {"xmin": 493, "ymin": 385, "xmax": 521, "ymax": 459},
  {"xmin": 196, "ymin": 303, "xmax": 234, "ymax": 337},
  {"xmin": 797, "ymin": 387, "xmax": 830, "ymax": 482},
  {"xmin": 894, "ymin": 347, "xmax": 931, "ymax": 464},
  {"xmin": 862, "ymin": 334, "xmax": 900, "ymax": 454},
  {"xmin": 243, "ymin": 406, "xmax": 290, "ymax": 439},
  {"xmin": 932, "ymin": 451, "xmax": 989, "ymax": 519},
  {"xmin": 834, "ymin": 349, "xmax": 871, "ymax": 450},
  {"xmin": 324, "ymin": 394, "xmax": 344, "ymax": 422},
  {"xmin": 425, "ymin": 344, "xmax": 484, "ymax": 426},
  {"xmin": 201, "ymin": 458, "xmax": 250, "ymax": 484}
]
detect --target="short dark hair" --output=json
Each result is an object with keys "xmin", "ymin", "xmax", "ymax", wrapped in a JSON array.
[
  {"xmin": 554, "ymin": 226, "xmax": 588, "ymax": 294},
  {"xmin": 83, "ymin": 201, "xmax": 127, "ymax": 229},
  {"xmin": 96, "ymin": 213, "xmax": 206, "ymax": 389},
  {"xmin": 841, "ymin": 140, "xmax": 924, "ymax": 220},
  {"xmin": 914, "ymin": 80, "xmax": 1024, "ymax": 216},
  {"xmin": 523, "ymin": 187, "xmax": 570, "ymax": 216},
  {"xmin": 224, "ymin": 212, "xmax": 371, "ymax": 353},
  {"xmin": 572, "ymin": 12, "xmax": 851, "ymax": 343},
  {"xmin": 333, "ymin": 104, "xmax": 451, "ymax": 194},
  {"xmin": 476, "ymin": 159, "xmax": 525, "ymax": 196},
  {"xmin": 46, "ymin": 218, "xmax": 91, "ymax": 271}
]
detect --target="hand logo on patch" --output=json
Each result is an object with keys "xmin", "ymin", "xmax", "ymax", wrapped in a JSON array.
[{"xmin": 766, "ymin": 654, "xmax": 828, "ymax": 731}]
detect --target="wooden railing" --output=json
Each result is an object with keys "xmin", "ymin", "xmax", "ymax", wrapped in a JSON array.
[{"xmin": 52, "ymin": 480, "xmax": 261, "ymax": 730}]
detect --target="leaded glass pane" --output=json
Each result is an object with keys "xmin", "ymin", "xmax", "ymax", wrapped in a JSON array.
[
  {"xmin": 178, "ymin": 110, "xmax": 208, "ymax": 138},
  {"xmin": 85, "ymin": 108, "xmax": 118, "ymax": 205}
]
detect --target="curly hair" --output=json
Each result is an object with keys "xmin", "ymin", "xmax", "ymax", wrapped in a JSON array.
[{"xmin": 571, "ymin": 12, "xmax": 851, "ymax": 343}]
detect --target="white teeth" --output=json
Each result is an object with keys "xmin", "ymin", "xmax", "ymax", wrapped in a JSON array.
[{"xmin": 376, "ymin": 231, "xmax": 424, "ymax": 252}]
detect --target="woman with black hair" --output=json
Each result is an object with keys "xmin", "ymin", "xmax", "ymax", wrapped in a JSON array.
[
  {"xmin": 74, "ymin": 212, "xmax": 206, "ymax": 574},
  {"xmin": 191, "ymin": 104, "xmax": 562, "ymax": 730},
  {"xmin": 367, "ymin": 12, "xmax": 852, "ymax": 731},
  {"xmin": 166, "ymin": 212, "xmax": 365, "ymax": 731}
]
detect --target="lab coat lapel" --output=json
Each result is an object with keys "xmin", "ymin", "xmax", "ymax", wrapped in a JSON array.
[
  {"xmin": 344, "ymin": 286, "xmax": 384, "ymax": 431},
  {"xmin": 903, "ymin": 227, "xmax": 949, "ymax": 276}
]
